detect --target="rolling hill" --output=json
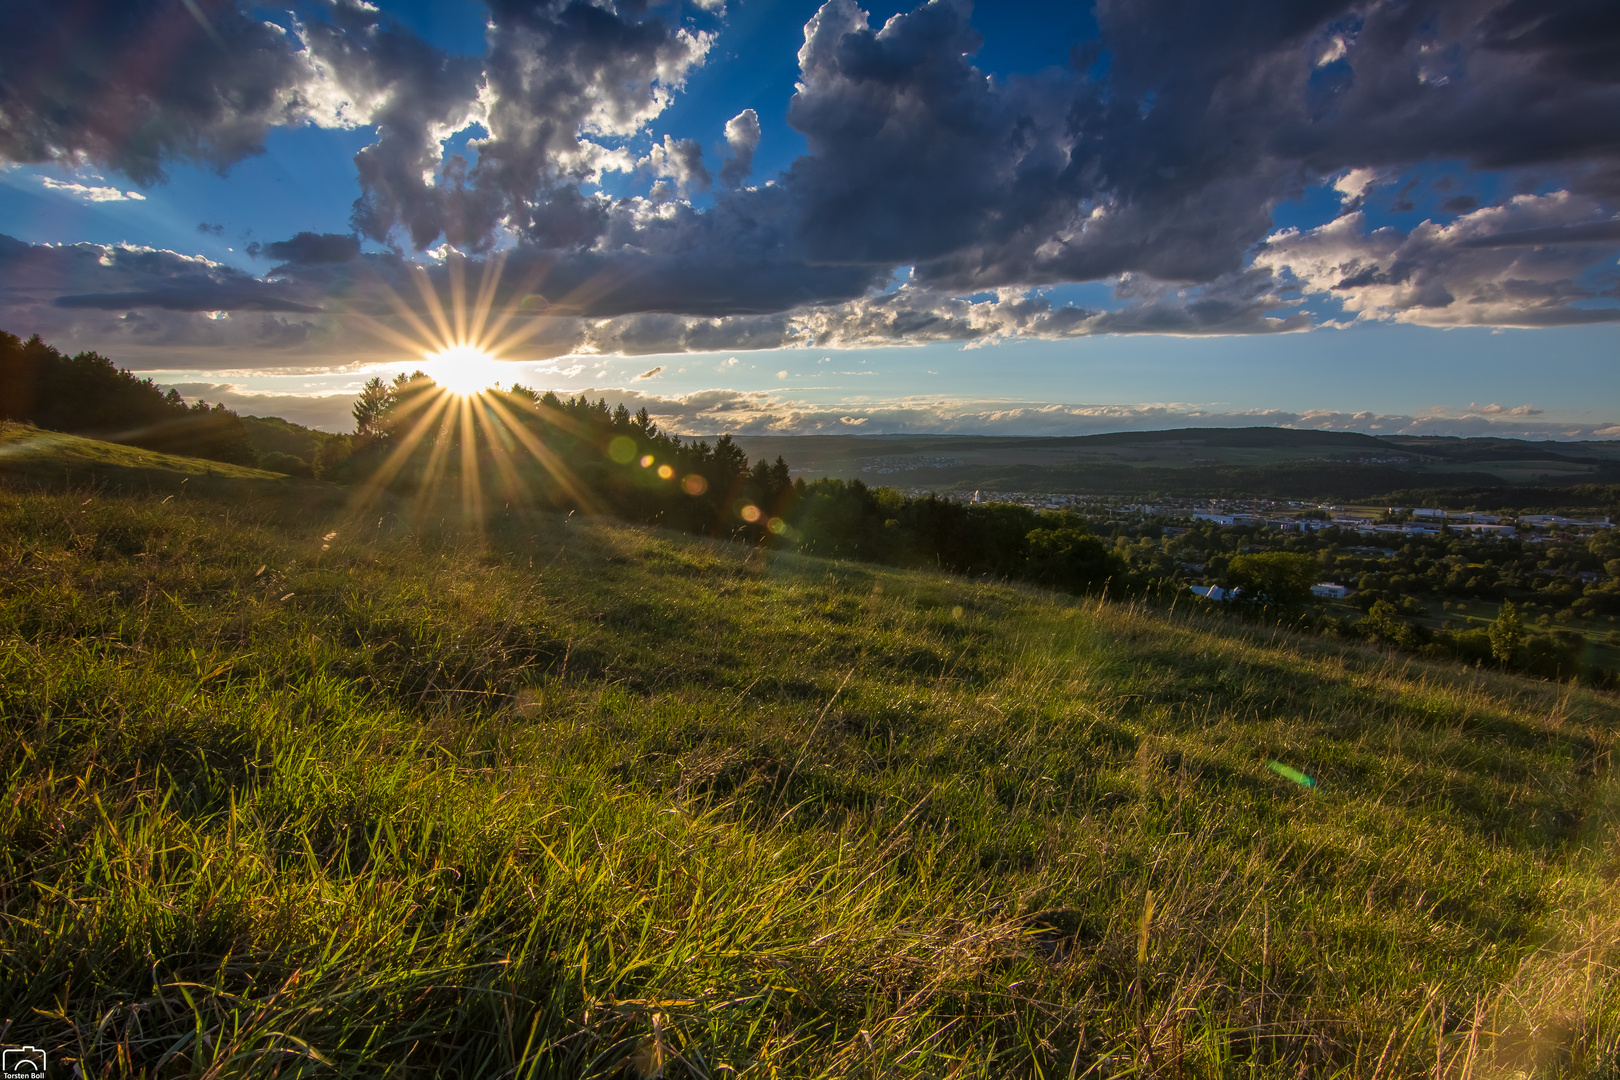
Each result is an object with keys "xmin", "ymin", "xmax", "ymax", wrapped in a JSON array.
[{"xmin": 0, "ymin": 433, "xmax": 1617, "ymax": 1076}]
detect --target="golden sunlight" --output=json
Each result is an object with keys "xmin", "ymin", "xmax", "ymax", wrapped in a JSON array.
[{"xmin": 426, "ymin": 345, "xmax": 505, "ymax": 396}]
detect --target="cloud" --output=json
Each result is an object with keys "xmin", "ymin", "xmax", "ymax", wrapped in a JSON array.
[
  {"xmin": 1466, "ymin": 402, "xmax": 1544, "ymax": 416},
  {"xmin": 641, "ymin": 135, "xmax": 711, "ymax": 200},
  {"xmin": 7, "ymin": 0, "xmax": 1620, "ymax": 353},
  {"xmin": 365, "ymin": 0, "xmax": 715, "ymax": 250},
  {"xmin": 1257, "ymin": 192, "xmax": 1620, "ymax": 327},
  {"xmin": 197, "ymin": 223, "xmax": 225, "ymax": 236},
  {"xmin": 251, "ymin": 232, "xmax": 361, "ymax": 264},
  {"xmin": 39, "ymin": 177, "xmax": 145, "ymax": 202},
  {"xmin": 0, "ymin": 0, "xmax": 333, "ymax": 184},
  {"xmin": 0, "ymin": 234, "xmax": 332, "ymax": 359},
  {"xmin": 459, "ymin": 386, "xmax": 1620, "ymax": 440},
  {"xmin": 718, "ymin": 108, "xmax": 760, "ymax": 187},
  {"xmin": 307, "ymin": 1, "xmax": 492, "ymax": 250},
  {"xmin": 635, "ymin": 365, "xmax": 663, "ymax": 379}
]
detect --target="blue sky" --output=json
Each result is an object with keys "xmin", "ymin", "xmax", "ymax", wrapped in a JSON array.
[{"xmin": 1, "ymin": 0, "xmax": 1617, "ymax": 436}]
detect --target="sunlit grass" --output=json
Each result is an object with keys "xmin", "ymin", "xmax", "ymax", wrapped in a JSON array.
[{"xmin": 1, "ymin": 482, "xmax": 1617, "ymax": 1076}]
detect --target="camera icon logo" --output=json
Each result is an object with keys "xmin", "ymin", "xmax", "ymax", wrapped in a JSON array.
[{"xmin": 2, "ymin": 1046, "xmax": 46, "ymax": 1078}]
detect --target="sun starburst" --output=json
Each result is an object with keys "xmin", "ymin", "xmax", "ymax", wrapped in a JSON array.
[{"xmin": 425, "ymin": 344, "xmax": 506, "ymax": 396}]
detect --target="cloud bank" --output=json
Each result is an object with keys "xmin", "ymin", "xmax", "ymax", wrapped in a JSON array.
[
  {"xmin": 160, "ymin": 377, "xmax": 1619, "ymax": 442},
  {"xmin": 0, "ymin": 0, "xmax": 1617, "ymax": 361}
]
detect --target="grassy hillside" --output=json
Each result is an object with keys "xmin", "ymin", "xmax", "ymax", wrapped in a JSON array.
[
  {"xmin": 1, "ymin": 465, "xmax": 1618, "ymax": 1075},
  {"xmin": 0, "ymin": 421, "xmax": 292, "ymax": 486}
]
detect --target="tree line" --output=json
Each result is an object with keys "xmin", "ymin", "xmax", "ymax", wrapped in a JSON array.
[
  {"xmin": 0, "ymin": 331, "xmax": 335, "ymax": 473},
  {"xmin": 336, "ymin": 371, "xmax": 1128, "ymax": 595}
]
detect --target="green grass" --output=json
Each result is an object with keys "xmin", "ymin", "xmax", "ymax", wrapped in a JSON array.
[
  {"xmin": 1, "ymin": 468, "xmax": 1618, "ymax": 1077},
  {"xmin": 0, "ymin": 421, "xmax": 291, "ymax": 486}
]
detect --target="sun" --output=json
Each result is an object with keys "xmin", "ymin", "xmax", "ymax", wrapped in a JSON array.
[{"xmin": 425, "ymin": 345, "xmax": 505, "ymax": 396}]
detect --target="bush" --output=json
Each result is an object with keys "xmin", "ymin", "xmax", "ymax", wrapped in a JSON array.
[
  {"xmin": 1226, "ymin": 551, "xmax": 1317, "ymax": 607},
  {"xmin": 258, "ymin": 451, "xmax": 315, "ymax": 478}
]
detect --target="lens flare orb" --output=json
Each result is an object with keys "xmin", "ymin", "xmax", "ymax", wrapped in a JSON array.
[{"xmin": 426, "ymin": 345, "xmax": 505, "ymax": 396}]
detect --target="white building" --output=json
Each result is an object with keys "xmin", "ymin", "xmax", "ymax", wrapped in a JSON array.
[
  {"xmin": 1189, "ymin": 585, "xmax": 1226, "ymax": 600},
  {"xmin": 1311, "ymin": 583, "xmax": 1350, "ymax": 598}
]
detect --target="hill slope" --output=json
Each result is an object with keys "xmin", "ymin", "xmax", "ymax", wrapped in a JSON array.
[
  {"xmin": 0, "ymin": 421, "xmax": 292, "ymax": 485},
  {"xmin": 1, "ymin": 475, "xmax": 1617, "ymax": 1076}
]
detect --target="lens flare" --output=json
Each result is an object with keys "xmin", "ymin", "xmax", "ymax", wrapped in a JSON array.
[
  {"xmin": 426, "ymin": 345, "xmax": 505, "ymax": 396},
  {"xmin": 1267, "ymin": 760, "xmax": 1316, "ymax": 788}
]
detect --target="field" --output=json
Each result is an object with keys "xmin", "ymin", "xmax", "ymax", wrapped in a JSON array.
[{"xmin": 2, "ymin": 452, "xmax": 1619, "ymax": 1077}]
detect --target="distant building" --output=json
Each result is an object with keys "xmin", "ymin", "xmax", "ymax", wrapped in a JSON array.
[
  {"xmin": 1521, "ymin": 515, "xmax": 1612, "ymax": 529},
  {"xmin": 1189, "ymin": 585, "xmax": 1226, "ymax": 600},
  {"xmin": 1311, "ymin": 583, "xmax": 1350, "ymax": 599},
  {"xmin": 1194, "ymin": 513, "xmax": 1236, "ymax": 525}
]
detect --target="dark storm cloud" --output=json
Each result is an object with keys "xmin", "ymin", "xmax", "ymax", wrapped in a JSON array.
[
  {"xmin": 54, "ymin": 290, "xmax": 322, "ymax": 313},
  {"xmin": 1457, "ymin": 219, "xmax": 1620, "ymax": 247},
  {"xmin": 0, "ymin": 0, "xmax": 319, "ymax": 183},
  {"xmin": 0, "ymin": 233, "xmax": 324, "ymax": 314},
  {"xmin": 252, "ymin": 232, "xmax": 362, "ymax": 264}
]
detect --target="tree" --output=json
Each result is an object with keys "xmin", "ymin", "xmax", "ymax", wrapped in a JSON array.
[
  {"xmin": 1025, "ymin": 526, "xmax": 1120, "ymax": 594},
  {"xmin": 1489, "ymin": 600, "xmax": 1524, "ymax": 666},
  {"xmin": 1226, "ymin": 551, "xmax": 1317, "ymax": 607},
  {"xmin": 1359, "ymin": 599, "xmax": 1414, "ymax": 646},
  {"xmin": 352, "ymin": 376, "xmax": 392, "ymax": 435}
]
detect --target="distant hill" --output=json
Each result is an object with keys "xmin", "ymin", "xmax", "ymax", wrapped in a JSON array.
[{"xmin": 733, "ymin": 427, "xmax": 1620, "ymax": 505}]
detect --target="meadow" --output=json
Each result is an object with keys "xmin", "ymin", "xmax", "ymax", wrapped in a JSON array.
[{"xmin": 1, "ymin": 464, "xmax": 1618, "ymax": 1077}]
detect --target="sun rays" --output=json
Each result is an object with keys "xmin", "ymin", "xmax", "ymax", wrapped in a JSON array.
[
  {"xmin": 335, "ymin": 251, "xmax": 782, "ymax": 548},
  {"xmin": 424, "ymin": 344, "xmax": 506, "ymax": 396},
  {"xmin": 341, "ymin": 251, "xmax": 667, "ymax": 535}
]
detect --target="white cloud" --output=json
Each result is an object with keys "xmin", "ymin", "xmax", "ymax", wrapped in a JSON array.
[
  {"xmin": 40, "ymin": 177, "xmax": 146, "ymax": 202},
  {"xmin": 1331, "ymin": 168, "xmax": 1388, "ymax": 206},
  {"xmin": 1258, "ymin": 192, "xmax": 1620, "ymax": 328}
]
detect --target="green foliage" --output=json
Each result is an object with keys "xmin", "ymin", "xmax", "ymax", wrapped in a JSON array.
[
  {"xmin": 2, "ymin": 485, "xmax": 1617, "ymax": 1076},
  {"xmin": 1358, "ymin": 598, "xmax": 1416, "ymax": 647},
  {"xmin": 1025, "ymin": 525, "xmax": 1116, "ymax": 592},
  {"xmin": 0, "ymin": 329, "xmax": 344, "ymax": 470},
  {"xmin": 1491, "ymin": 600, "xmax": 1526, "ymax": 665},
  {"xmin": 352, "ymin": 375, "xmax": 392, "ymax": 435},
  {"xmin": 1226, "ymin": 550, "xmax": 1317, "ymax": 606}
]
